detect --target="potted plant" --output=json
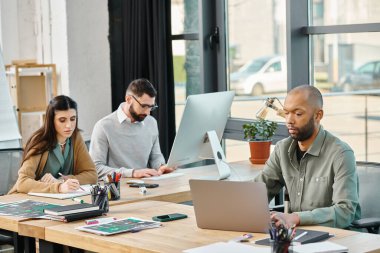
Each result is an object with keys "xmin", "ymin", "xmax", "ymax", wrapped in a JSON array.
[{"xmin": 243, "ymin": 119, "xmax": 278, "ymax": 164}]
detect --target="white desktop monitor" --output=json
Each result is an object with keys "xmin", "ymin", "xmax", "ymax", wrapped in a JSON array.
[{"xmin": 167, "ymin": 91, "xmax": 235, "ymax": 180}]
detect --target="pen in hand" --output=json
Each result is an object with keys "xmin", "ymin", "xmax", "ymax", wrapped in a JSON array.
[
  {"xmin": 58, "ymin": 172, "xmax": 85, "ymax": 191},
  {"xmin": 58, "ymin": 172, "xmax": 68, "ymax": 181}
]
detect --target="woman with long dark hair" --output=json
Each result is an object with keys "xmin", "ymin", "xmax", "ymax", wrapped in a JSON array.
[{"xmin": 9, "ymin": 95, "xmax": 97, "ymax": 193}]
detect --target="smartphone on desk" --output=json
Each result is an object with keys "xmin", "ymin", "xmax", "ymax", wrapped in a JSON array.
[
  {"xmin": 152, "ymin": 213, "xmax": 188, "ymax": 222},
  {"xmin": 129, "ymin": 183, "xmax": 159, "ymax": 188}
]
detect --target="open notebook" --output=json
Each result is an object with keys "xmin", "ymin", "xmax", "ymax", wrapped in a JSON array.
[{"xmin": 28, "ymin": 184, "xmax": 92, "ymax": 199}]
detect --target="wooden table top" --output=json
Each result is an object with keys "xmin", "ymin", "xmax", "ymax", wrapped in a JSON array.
[
  {"xmin": 0, "ymin": 193, "xmax": 74, "ymax": 233},
  {"xmin": 43, "ymin": 200, "xmax": 380, "ymax": 253},
  {"xmin": 80, "ymin": 160, "xmax": 263, "ymax": 206},
  {"xmin": 0, "ymin": 160, "xmax": 261, "ymax": 239}
]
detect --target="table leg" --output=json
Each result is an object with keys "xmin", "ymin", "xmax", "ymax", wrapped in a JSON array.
[{"xmin": 39, "ymin": 239, "xmax": 64, "ymax": 253}]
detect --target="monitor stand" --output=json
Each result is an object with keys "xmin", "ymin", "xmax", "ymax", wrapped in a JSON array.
[{"xmin": 204, "ymin": 130, "xmax": 231, "ymax": 180}]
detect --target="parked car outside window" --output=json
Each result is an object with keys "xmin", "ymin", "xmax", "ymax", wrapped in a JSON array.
[
  {"xmin": 230, "ymin": 56, "xmax": 287, "ymax": 96},
  {"xmin": 337, "ymin": 61, "xmax": 380, "ymax": 92}
]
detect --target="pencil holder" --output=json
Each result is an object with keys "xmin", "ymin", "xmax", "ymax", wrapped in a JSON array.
[
  {"xmin": 106, "ymin": 182, "xmax": 120, "ymax": 201},
  {"xmin": 91, "ymin": 191, "xmax": 109, "ymax": 213},
  {"xmin": 270, "ymin": 239, "xmax": 290, "ymax": 253}
]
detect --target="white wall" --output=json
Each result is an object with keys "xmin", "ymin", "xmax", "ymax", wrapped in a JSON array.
[
  {"xmin": 65, "ymin": 0, "xmax": 111, "ymax": 140},
  {"xmin": 0, "ymin": 0, "xmax": 112, "ymax": 140},
  {"xmin": 0, "ymin": 0, "xmax": 21, "ymax": 63}
]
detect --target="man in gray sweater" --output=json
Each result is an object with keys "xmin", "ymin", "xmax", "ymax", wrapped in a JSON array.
[{"xmin": 90, "ymin": 79, "xmax": 174, "ymax": 179}]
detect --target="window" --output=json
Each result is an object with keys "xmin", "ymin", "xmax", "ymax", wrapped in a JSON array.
[{"xmin": 308, "ymin": 0, "xmax": 380, "ymax": 162}]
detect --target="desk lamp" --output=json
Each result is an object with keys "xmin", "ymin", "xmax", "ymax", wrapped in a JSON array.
[{"xmin": 255, "ymin": 97, "xmax": 286, "ymax": 120}]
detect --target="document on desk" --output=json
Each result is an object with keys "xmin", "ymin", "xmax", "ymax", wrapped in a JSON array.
[
  {"xmin": 28, "ymin": 185, "xmax": 92, "ymax": 199},
  {"xmin": 183, "ymin": 241, "xmax": 270, "ymax": 253},
  {"xmin": 0, "ymin": 199, "xmax": 59, "ymax": 218},
  {"xmin": 76, "ymin": 217, "xmax": 161, "ymax": 235}
]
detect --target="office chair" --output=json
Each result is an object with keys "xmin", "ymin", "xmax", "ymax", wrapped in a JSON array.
[
  {"xmin": 0, "ymin": 148, "xmax": 23, "ymax": 195},
  {"xmin": 84, "ymin": 140, "xmax": 91, "ymax": 151},
  {"xmin": 0, "ymin": 148, "xmax": 24, "ymax": 251},
  {"xmin": 350, "ymin": 161, "xmax": 380, "ymax": 234}
]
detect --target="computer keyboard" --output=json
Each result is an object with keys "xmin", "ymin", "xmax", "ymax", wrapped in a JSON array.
[{"xmin": 143, "ymin": 172, "xmax": 184, "ymax": 181}]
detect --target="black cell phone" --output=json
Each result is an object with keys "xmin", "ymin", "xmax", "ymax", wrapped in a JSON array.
[
  {"xmin": 129, "ymin": 183, "xmax": 159, "ymax": 188},
  {"xmin": 152, "ymin": 213, "xmax": 188, "ymax": 222}
]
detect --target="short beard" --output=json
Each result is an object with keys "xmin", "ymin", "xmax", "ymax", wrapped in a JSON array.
[
  {"xmin": 291, "ymin": 116, "xmax": 315, "ymax": 142},
  {"xmin": 129, "ymin": 105, "xmax": 147, "ymax": 122}
]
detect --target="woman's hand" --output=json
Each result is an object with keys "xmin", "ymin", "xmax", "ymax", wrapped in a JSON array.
[
  {"xmin": 59, "ymin": 178, "xmax": 81, "ymax": 193},
  {"xmin": 40, "ymin": 173, "xmax": 59, "ymax": 183}
]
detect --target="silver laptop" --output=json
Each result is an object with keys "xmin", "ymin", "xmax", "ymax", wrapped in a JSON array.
[{"xmin": 189, "ymin": 179, "xmax": 270, "ymax": 233}]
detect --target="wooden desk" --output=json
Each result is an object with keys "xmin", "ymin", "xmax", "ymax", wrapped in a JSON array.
[
  {"xmin": 0, "ymin": 194, "xmax": 74, "ymax": 240},
  {"xmin": 80, "ymin": 160, "xmax": 263, "ymax": 206},
  {"xmin": 43, "ymin": 201, "xmax": 380, "ymax": 253},
  {"xmin": 0, "ymin": 194, "xmax": 75, "ymax": 253},
  {"xmin": 0, "ymin": 161, "xmax": 260, "ymax": 245}
]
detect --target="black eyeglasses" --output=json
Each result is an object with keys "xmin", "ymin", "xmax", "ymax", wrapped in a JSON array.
[{"xmin": 131, "ymin": 95, "xmax": 158, "ymax": 111}]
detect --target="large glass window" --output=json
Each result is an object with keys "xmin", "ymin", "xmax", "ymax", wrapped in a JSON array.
[
  {"xmin": 171, "ymin": 0, "xmax": 198, "ymax": 35},
  {"xmin": 224, "ymin": 0, "xmax": 287, "ymax": 161},
  {"xmin": 321, "ymin": 94, "xmax": 380, "ymax": 162},
  {"xmin": 312, "ymin": 33, "xmax": 380, "ymax": 93},
  {"xmin": 172, "ymin": 40, "xmax": 201, "ymax": 129},
  {"xmin": 309, "ymin": 1, "xmax": 380, "ymax": 162},
  {"xmin": 227, "ymin": 0, "xmax": 287, "ymax": 119},
  {"xmin": 311, "ymin": 0, "xmax": 380, "ymax": 25},
  {"xmin": 171, "ymin": 0, "xmax": 200, "ymax": 130}
]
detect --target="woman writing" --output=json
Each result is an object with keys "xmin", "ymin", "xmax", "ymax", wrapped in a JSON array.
[{"xmin": 9, "ymin": 95, "xmax": 97, "ymax": 193}]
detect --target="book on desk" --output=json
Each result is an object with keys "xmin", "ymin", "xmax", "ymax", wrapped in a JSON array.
[
  {"xmin": 44, "ymin": 203, "xmax": 99, "ymax": 216},
  {"xmin": 43, "ymin": 203, "xmax": 103, "ymax": 222},
  {"xmin": 255, "ymin": 228, "xmax": 330, "ymax": 245},
  {"xmin": 44, "ymin": 209, "xmax": 104, "ymax": 222}
]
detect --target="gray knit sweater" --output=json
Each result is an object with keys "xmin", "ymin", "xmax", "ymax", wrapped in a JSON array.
[{"xmin": 89, "ymin": 103, "xmax": 165, "ymax": 179}]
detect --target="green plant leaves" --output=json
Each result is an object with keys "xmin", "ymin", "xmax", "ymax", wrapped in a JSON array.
[{"xmin": 242, "ymin": 119, "xmax": 278, "ymax": 141}]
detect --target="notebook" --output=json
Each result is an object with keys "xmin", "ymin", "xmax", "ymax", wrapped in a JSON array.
[
  {"xmin": 44, "ymin": 209, "xmax": 104, "ymax": 222},
  {"xmin": 189, "ymin": 179, "xmax": 270, "ymax": 233},
  {"xmin": 44, "ymin": 203, "xmax": 99, "ymax": 216},
  {"xmin": 255, "ymin": 229, "xmax": 330, "ymax": 245}
]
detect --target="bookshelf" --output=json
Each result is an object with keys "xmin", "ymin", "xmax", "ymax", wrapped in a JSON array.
[{"xmin": 5, "ymin": 61, "xmax": 57, "ymax": 144}]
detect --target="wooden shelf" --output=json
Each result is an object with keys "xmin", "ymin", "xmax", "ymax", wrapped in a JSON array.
[{"xmin": 5, "ymin": 63, "xmax": 57, "ymax": 143}]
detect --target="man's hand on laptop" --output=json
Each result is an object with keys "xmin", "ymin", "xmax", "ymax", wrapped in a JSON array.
[
  {"xmin": 157, "ymin": 165, "xmax": 176, "ymax": 175},
  {"xmin": 133, "ymin": 169, "xmax": 159, "ymax": 178},
  {"xmin": 270, "ymin": 211, "xmax": 300, "ymax": 228}
]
